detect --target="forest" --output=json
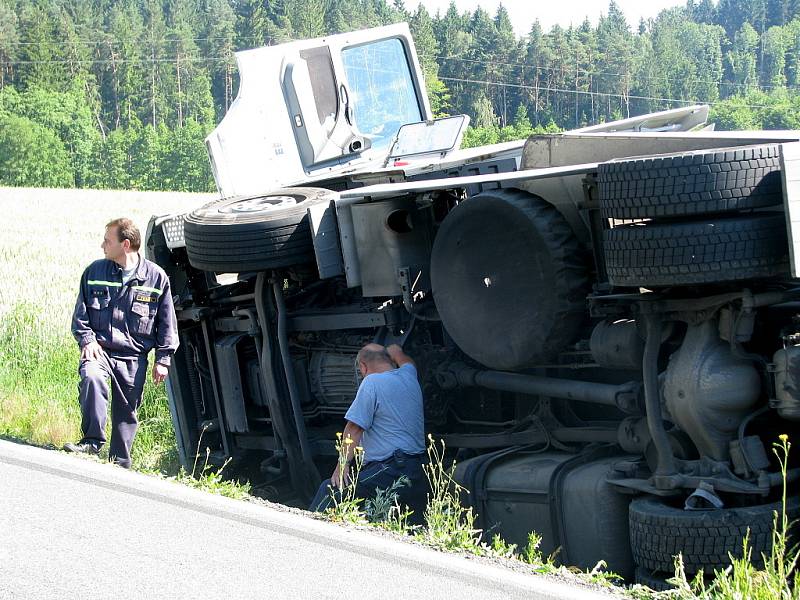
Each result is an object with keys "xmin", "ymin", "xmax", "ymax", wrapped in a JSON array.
[{"xmin": 2, "ymin": 0, "xmax": 800, "ymax": 191}]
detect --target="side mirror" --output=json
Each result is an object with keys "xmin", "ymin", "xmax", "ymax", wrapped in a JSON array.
[{"xmin": 386, "ymin": 115, "xmax": 470, "ymax": 165}]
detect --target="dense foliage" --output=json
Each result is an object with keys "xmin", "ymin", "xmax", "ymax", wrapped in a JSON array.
[{"xmin": 2, "ymin": 0, "xmax": 800, "ymax": 191}]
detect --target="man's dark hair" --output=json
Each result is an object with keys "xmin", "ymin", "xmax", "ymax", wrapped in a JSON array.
[{"xmin": 106, "ymin": 218, "xmax": 141, "ymax": 252}]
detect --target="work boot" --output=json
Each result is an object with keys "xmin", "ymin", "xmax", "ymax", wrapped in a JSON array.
[
  {"xmin": 63, "ymin": 441, "xmax": 100, "ymax": 455},
  {"xmin": 110, "ymin": 456, "xmax": 131, "ymax": 469}
]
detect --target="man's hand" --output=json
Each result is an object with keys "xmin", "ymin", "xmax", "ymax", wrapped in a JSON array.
[
  {"xmin": 330, "ymin": 464, "xmax": 351, "ymax": 490},
  {"xmin": 331, "ymin": 420, "xmax": 364, "ymax": 489},
  {"xmin": 152, "ymin": 362, "xmax": 169, "ymax": 385},
  {"xmin": 80, "ymin": 341, "xmax": 103, "ymax": 362},
  {"xmin": 386, "ymin": 344, "xmax": 414, "ymax": 367}
]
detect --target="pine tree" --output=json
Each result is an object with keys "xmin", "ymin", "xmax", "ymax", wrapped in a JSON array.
[
  {"xmin": 597, "ymin": 1, "xmax": 635, "ymax": 118},
  {"xmin": 491, "ymin": 4, "xmax": 516, "ymax": 126},
  {"xmin": 410, "ymin": 5, "xmax": 449, "ymax": 116},
  {"xmin": 16, "ymin": 3, "xmax": 68, "ymax": 90},
  {"xmin": 104, "ymin": 0, "xmax": 147, "ymax": 129},
  {"xmin": 201, "ymin": 0, "xmax": 236, "ymax": 116},
  {"xmin": 288, "ymin": 0, "xmax": 330, "ymax": 38},
  {"xmin": 726, "ymin": 23, "xmax": 759, "ymax": 94},
  {"xmin": 762, "ymin": 24, "xmax": 789, "ymax": 86},
  {"xmin": 142, "ymin": 0, "xmax": 169, "ymax": 127},
  {"xmin": 0, "ymin": 0, "xmax": 19, "ymax": 88}
]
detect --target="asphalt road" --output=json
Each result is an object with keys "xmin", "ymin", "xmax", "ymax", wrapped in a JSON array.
[{"xmin": 0, "ymin": 440, "xmax": 618, "ymax": 600}]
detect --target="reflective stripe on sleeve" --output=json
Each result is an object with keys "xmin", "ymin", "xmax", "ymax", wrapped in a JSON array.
[
  {"xmin": 132, "ymin": 285, "xmax": 163, "ymax": 295},
  {"xmin": 88, "ymin": 280, "xmax": 122, "ymax": 287}
]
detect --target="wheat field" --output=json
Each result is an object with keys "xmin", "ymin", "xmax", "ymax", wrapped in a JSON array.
[{"xmin": 0, "ymin": 186, "xmax": 214, "ymax": 327}]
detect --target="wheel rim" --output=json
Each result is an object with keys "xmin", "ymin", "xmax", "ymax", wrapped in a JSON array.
[{"xmin": 220, "ymin": 195, "xmax": 299, "ymax": 214}]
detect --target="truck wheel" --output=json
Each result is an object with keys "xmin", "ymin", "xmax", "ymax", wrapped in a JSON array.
[
  {"xmin": 431, "ymin": 188, "xmax": 589, "ymax": 370},
  {"xmin": 184, "ymin": 188, "xmax": 334, "ymax": 272},
  {"xmin": 634, "ymin": 568, "xmax": 677, "ymax": 591},
  {"xmin": 629, "ymin": 496, "xmax": 799, "ymax": 575},
  {"xmin": 598, "ymin": 145, "xmax": 782, "ymax": 219},
  {"xmin": 603, "ymin": 213, "xmax": 789, "ymax": 287}
]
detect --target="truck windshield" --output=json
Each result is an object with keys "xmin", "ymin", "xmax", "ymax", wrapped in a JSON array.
[{"xmin": 342, "ymin": 38, "xmax": 422, "ymax": 152}]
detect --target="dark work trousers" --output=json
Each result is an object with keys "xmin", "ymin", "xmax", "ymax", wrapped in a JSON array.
[
  {"xmin": 310, "ymin": 450, "xmax": 428, "ymax": 524},
  {"xmin": 78, "ymin": 352, "xmax": 148, "ymax": 468}
]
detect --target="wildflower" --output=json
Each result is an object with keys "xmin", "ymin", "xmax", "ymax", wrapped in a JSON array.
[{"xmin": 779, "ymin": 433, "xmax": 788, "ymax": 442}]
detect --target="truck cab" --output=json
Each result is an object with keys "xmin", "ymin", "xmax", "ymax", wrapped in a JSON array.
[{"xmin": 206, "ymin": 24, "xmax": 432, "ymax": 197}]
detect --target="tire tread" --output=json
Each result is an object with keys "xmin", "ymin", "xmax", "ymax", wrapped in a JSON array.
[{"xmin": 598, "ymin": 145, "xmax": 783, "ymax": 219}]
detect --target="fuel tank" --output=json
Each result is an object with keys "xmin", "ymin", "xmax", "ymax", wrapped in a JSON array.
[{"xmin": 454, "ymin": 449, "xmax": 635, "ymax": 579}]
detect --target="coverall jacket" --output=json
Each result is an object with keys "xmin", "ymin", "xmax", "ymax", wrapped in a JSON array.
[{"xmin": 71, "ymin": 256, "xmax": 178, "ymax": 467}]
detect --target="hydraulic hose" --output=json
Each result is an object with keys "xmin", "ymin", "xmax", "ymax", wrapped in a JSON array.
[{"xmin": 272, "ymin": 276, "xmax": 317, "ymax": 477}]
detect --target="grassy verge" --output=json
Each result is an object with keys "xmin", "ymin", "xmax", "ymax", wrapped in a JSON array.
[
  {"xmin": 2, "ymin": 297, "xmax": 797, "ymax": 597},
  {"xmin": 0, "ymin": 303, "xmax": 82, "ymax": 447},
  {"xmin": 0, "ymin": 301, "xmax": 180, "ymax": 471},
  {"xmin": 322, "ymin": 435, "xmax": 622, "ymax": 589}
]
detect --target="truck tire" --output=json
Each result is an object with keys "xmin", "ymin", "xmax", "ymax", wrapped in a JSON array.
[
  {"xmin": 634, "ymin": 568, "xmax": 676, "ymax": 591},
  {"xmin": 184, "ymin": 188, "xmax": 334, "ymax": 272},
  {"xmin": 598, "ymin": 145, "xmax": 782, "ymax": 219},
  {"xmin": 603, "ymin": 213, "xmax": 789, "ymax": 287},
  {"xmin": 431, "ymin": 188, "xmax": 590, "ymax": 370},
  {"xmin": 629, "ymin": 496, "xmax": 799, "ymax": 575}
]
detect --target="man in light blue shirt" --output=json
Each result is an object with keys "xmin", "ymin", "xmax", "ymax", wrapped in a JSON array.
[{"xmin": 310, "ymin": 343, "xmax": 427, "ymax": 520}]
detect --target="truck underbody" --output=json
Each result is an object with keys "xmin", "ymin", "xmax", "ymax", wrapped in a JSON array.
[{"xmin": 146, "ymin": 24, "xmax": 800, "ymax": 585}]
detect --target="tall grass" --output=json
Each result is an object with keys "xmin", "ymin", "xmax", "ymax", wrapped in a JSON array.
[
  {"xmin": 0, "ymin": 187, "xmax": 209, "ymax": 471},
  {"xmin": 0, "ymin": 303, "xmax": 80, "ymax": 447}
]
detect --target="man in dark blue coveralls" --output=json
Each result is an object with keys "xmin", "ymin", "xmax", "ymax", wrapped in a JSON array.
[
  {"xmin": 310, "ymin": 343, "xmax": 427, "ymax": 520},
  {"xmin": 65, "ymin": 218, "xmax": 178, "ymax": 468}
]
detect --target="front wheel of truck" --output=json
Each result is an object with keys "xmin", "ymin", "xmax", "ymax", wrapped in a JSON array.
[{"xmin": 184, "ymin": 187, "xmax": 336, "ymax": 272}]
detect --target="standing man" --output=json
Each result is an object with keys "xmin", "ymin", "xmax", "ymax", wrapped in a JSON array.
[
  {"xmin": 310, "ymin": 343, "xmax": 427, "ymax": 520},
  {"xmin": 65, "ymin": 218, "xmax": 178, "ymax": 469}
]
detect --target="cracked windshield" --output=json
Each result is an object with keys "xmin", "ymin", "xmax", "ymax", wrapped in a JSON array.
[{"xmin": 342, "ymin": 38, "xmax": 422, "ymax": 152}]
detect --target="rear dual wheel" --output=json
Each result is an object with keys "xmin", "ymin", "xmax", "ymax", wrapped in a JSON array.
[
  {"xmin": 629, "ymin": 496, "xmax": 799, "ymax": 575},
  {"xmin": 598, "ymin": 144, "xmax": 790, "ymax": 288},
  {"xmin": 603, "ymin": 213, "xmax": 789, "ymax": 287},
  {"xmin": 598, "ymin": 145, "xmax": 782, "ymax": 220}
]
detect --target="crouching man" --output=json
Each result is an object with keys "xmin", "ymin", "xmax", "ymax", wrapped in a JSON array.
[
  {"xmin": 64, "ymin": 218, "xmax": 178, "ymax": 468},
  {"xmin": 310, "ymin": 343, "xmax": 427, "ymax": 521}
]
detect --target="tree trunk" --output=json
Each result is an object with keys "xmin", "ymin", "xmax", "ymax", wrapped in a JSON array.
[
  {"xmin": 176, "ymin": 51, "xmax": 183, "ymax": 127},
  {"xmin": 151, "ymin": 44, "xmax": 157, "ymax": 126}
]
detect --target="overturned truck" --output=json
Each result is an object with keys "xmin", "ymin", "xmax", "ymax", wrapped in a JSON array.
[{"xmin": 146, "ymin": 24, "xmax": 800, "ymax": 585}]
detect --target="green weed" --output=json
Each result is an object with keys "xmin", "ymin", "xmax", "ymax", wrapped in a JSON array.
[
  {"xmin": 165, "ymin": 425, "xmax": 251, "ymax": 499},
  {"xmin": 365, "ymin": 475, "xmax": 411, "ymax": 523},
  {"xmin": 323, "ymin": 432, "xmax": 367, "ymax": 525},
  {"xmin": 173, "ymin": 447, "xmax": 251, "ymax": 500},
  {"xmin": 416, "ymin": 435, "xmax": 483, "ymax": 553}
]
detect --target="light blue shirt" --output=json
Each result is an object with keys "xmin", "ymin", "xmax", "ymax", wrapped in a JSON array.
[{"xmin": 345, "ymin": 363, "xmax": 425, "ymax": 463}]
